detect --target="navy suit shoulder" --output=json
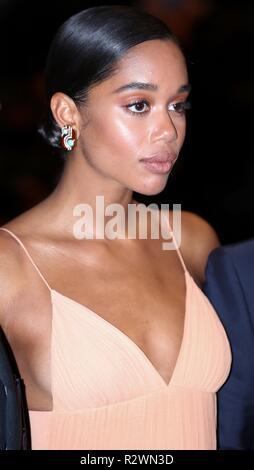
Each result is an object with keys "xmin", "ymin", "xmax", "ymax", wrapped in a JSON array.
[
  {"xmin": 209, "ymin": 241, "xmax": 254, "ymax": 301},
  {"xmin": 204, "ymin": 241, "xmax": 254, "ymax": 450}
]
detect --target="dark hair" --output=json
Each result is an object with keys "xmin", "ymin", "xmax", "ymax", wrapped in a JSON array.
[{"xmin": 38, "ymin": 5, "xmax": 179, "ymax": 150}]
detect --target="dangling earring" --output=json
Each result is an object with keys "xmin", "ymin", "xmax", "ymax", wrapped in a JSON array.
[{"xmin": 60, "ymin": 125, "xmax": 76, "ymax": 151}]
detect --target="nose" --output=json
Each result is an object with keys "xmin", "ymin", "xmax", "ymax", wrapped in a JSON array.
[{"xmin": 148, "ymin": 111, "xmax": 178, "ymax": 144}]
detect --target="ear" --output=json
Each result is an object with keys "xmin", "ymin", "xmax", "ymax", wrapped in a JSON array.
[{"xmin": 50, "ymin": 92, "xmax": 82, "ymax": 139}]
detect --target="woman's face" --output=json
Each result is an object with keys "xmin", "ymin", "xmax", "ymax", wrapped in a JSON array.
[{"xmin": 78, "ymin": 39, "xmax": 190, "ymax": 195}]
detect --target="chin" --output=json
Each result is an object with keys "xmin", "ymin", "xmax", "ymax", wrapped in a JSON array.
[{"xmin": 134, "ymin": 176, "xmax": 169, "ymax": 196}]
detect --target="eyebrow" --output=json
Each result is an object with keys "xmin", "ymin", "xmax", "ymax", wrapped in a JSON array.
[{"xmin": 113, "ymin": 82, "xmax": 191, "ymax": 94}]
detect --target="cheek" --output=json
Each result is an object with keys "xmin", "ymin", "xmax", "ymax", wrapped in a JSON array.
[
  {"xmin": 90, "ymin": 105, "xmax": 145, "ymax": 153},
  {"xmin": 175, "ymin": 117, "xmax": 186, "ymax": 144},
  {"xmin": 110, "ymin": 115, "xmax": 144, "ymax": 150},
  {"xmin": 79, "ymin": 109, "xmax": 146, "ymax": 174}
]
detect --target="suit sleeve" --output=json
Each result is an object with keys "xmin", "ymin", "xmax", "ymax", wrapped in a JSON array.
[{"xmin": 204, "ymin": 248, "xmax": 254, "ymax": 450}]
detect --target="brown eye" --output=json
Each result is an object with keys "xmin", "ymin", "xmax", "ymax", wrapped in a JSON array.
[
  {"xmin": 126, "ymin": 100, "xmax": 149, "ymax": 114},
  {"xmin": 169, "ymin": 101, "xmax": 191, "ymax": 114},
  {"xmin": 134, "ymin": 102, "xmax": 146, "ymax": 112}
]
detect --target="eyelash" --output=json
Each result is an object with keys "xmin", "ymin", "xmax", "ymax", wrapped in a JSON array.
[{"xmin": 124, "ymin": 99, "xmax": 191, "ymax": 117}]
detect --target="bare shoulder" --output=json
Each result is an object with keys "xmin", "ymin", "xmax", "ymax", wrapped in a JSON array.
[
  {"xmin": 0, "ymin": 227, "xmax": 25, "ymax": 324},
  {"xmin": 0, "ymin": 202, "xmax": 43, "ymax": 312},
  {"xmin": 0, "ymin": 226, "xmax": 24, "ymax": 280},
  {"xmin": 180, "ymin": 211, "xmax": 220, "ymax": 246},
  {"xmin": 174, "ymin": 211, "xmax": 220, "ymax": 286}
]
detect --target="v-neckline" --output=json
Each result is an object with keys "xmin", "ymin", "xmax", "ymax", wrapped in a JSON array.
[{"xmin": 50, "ymin": 270, "xmax": 190, "ymax": 389}]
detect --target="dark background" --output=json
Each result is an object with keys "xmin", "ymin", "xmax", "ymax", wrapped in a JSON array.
[{"xmin": 0, "ymin": 0, "xmax": 253, "ymax": 243}]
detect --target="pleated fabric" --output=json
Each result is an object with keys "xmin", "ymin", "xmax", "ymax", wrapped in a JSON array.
[
  {"xmin": 29, "ymin": 271, "xmax": 231, "ymax": 450},
  {"xmin": 0, "ymin": 218, "xmax": 231, "ymax": 450}
]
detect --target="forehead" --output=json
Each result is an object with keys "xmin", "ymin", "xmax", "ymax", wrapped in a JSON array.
[{"xmin": 99, "ymin": 39, "xmax": 188, "ymax": 94}]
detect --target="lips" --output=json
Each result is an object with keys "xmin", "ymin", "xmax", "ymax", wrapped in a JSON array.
[
  {"xmin": 139, "ymin": 151, "xmax": 177, "ymax": 175},
  {"xmin": 140, "ymin": 151, "xmax": 177, "ymax": 164}
]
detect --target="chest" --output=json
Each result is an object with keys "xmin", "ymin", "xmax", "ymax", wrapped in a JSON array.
[
  {"xmin": 8, "ymin": 239, "xmax": 186, "ymax": 409},
  {"xmin": 51, "ymin": 239, "xmax": 186, "ymax": 373}
]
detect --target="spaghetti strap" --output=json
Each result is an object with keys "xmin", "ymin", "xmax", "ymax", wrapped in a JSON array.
[
  {"xmin": 160, "ymin": 209, "xmax": 187, "ymax": 273},
  {"xmin": 0, "ymin": 227, "xmax": 51, "ymax": 291}
]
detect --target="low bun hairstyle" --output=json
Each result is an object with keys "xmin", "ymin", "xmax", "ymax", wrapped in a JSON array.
[{"xmin": 38, "ymin": 5, "xmax": 178, "ymax": 150}]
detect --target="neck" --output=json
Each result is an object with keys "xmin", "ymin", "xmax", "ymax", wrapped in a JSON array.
[{"xmin": 40, "ymin": 152, "xmax": 136, "ymax": 240}]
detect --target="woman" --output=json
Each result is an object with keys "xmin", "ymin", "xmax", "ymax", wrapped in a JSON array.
[{"xmin": 0, "ymin": 5, "xmax": 231, "ymax": 449}]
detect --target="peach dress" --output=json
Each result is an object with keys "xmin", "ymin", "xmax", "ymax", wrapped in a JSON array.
[{"xmin": 0, "ymin": 216, "xmax": 231, "ymax": 450}]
